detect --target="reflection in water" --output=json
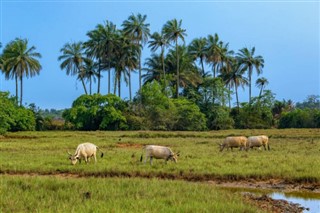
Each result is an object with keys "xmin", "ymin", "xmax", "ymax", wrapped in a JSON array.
[{"xmin": 270, "ymin": 193, "xmax": 320, "ymax": 213}]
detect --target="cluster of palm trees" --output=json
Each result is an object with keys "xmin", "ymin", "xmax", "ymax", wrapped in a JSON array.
[
  {"xmin": 0, "ymin": 13, "xmax": 268, "ymax": 110},
  {"xmin": 58, "ymin": 13, "xmax": 267, "ymax": 109},
  {"xmin": 0, "ymin": 39, "xmax": 42, "ymax": 106}
]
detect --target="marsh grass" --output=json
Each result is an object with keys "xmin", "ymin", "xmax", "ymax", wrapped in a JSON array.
[
  {"xmin": 0, "ymin": 175, "xmax": 262, "ymax": 212},
  {"xmin": 0, "ymin": 129, "xmax": 320, "ymax": 182}
]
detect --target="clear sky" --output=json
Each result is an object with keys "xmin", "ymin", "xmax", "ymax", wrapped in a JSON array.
[{"xmin": 0, "ymin": 0, "xmax": 319, "ymax": 109}]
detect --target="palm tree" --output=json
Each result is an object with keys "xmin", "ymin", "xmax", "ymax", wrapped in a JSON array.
[
  {"xmin": 256, "ymin": 77, "xmax": 269, "ymax": 98},
  {"xmin": 58, "ymin": 42, "xmax": 88, "ymax": 95},
  {"xmin": 162, "ymin": 19, "xmax": 187, "ymax": 98},
  {"xmin": 122, "ymin": 13, "xmax": 150, "ymax": 94},
  {"xmin": 148, "ymin": 32, "xmax": 169, "ymax": 90},
  {"xmin": 236, "ymin": 47, "xmax": 264, "ymax": 104},
  {"xmin": 142, "ymin": 54, "xmax": 162, "ymax": 85},
  {"xmin": 2, "ymin": 38, "xmax": 42, "ymax": 106},
  {"xmin": 229, "ymin": 63, "xmax": 248, "ymax": 111},
  {"xmin": 205, "ymin": 33, "xmax": 222, "ymax": 78},
  {"xmin": 85, "ymin": 21, "xmax": 118, "ymax": 94},
  {"xmin": 188, "ymin": 37, "xmax": 207, "ymax": 76},
  {"xmin": 81, "ymin": 59, "xmax": 99, "ymax": 95}
]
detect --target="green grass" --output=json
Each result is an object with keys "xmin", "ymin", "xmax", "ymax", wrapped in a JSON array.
[
  {"xmin": 1, "ymin": 129, "xmax": 319, "ymax": 182},
  {"xmin": 0, "ymin": 175, "xmax": 262, "ymax": 212},
  {"xmin": 1, "ymin": 129, "xmax": 319, "ymax": 212}
]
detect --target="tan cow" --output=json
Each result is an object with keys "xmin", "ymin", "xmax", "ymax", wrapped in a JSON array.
[
  {"xmin": 247, "ymin": 135, "xmax": 270, "ymax": 151},
  {"xmin": 67, "ymin": 142, "xmax": 104, "ymax": 165},
  {"xmin": 220, "ymin": 136, "xmax": 247, "ymax": 152},
  {"xmin": 140, "ymin": 145, "xmax": 180, "ymax": 165}
]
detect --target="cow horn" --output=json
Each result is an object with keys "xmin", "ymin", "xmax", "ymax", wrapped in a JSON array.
[{"xmin": 67, "ymin": 151, "xmax": 72, "ymax": 156}]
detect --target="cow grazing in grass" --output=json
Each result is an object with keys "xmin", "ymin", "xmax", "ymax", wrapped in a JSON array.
[
  {"xmin": 140, "ymin": 145, "xmax": 180, "ymax": 165},
  {"xmin": 247, "ymin": 135, "xmax": 270, "ymax": 151},
  {"xmin": 68, "ymin": 142, "xmax": 104, "ymax": 165},
  {"xmin": 220, "ymin": 136, "xmax": 247, "ymax": 152}
]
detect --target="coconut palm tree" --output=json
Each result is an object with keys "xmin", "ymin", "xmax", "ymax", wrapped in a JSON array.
[
  {"xmin": 188, "ymin": 37, "xmax": 207, "ymax": 77},
  {"xmin": 205, "ymin": 33, "xmax": 222, "ymax": 78},
  {"xmin": 2, "ymin": 38, "xmax": 42, "ymax": 106},
  {"xmin": 81, "ymin": 59, "xmax": 99, "ymax": 95},
  {"xmin": 236, "ymin": 47, "xmax": 264, "ymax": 104},
  {"xmin": 58, "ymin": 42, "xmax": 88, "ymax": 95},
  {"xmin": 85, "ymin": 21, "xmax": 118, "ymax": 94},
  {"xmin": 256, "ymin": 77, "xmax": 269, "ymax": 98},
  {"xmin": 122, "ymin": 13, "xmax": 150, "ymax": 94},
  {"xmin": 229, "ymin": 63, "xmax": 248, "ymax": 111},
  {"xmin": 148, "ymin": 32, "xmax": 169, "ymax": 90},
  {"xmin": 162, "ymin": 19, "xmax": 187, "ymax": 98},
  {"xmin": 142, "ymin": 54, "xmax": 162, "ymax": 85}
]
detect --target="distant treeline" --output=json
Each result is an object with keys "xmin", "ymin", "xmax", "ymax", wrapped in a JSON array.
[{"xmin": 0, "ymin": 89, "xmax": 319, "ymax": 134}]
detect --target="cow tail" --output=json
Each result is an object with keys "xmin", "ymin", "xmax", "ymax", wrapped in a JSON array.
[
  {"xmin": 140, "ymin": 146, "xmax": 145, "ymax": 162},
  {"xmin": 97, "ymin": 146, "xmax": 104, "ymax": 158}
]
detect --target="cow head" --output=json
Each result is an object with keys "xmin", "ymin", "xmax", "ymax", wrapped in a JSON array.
[
  {"xmin": 171, "ymin": 151, "xmax": 180, "ymax": 163},
  {"xmin": 67, "ymin": 151, "xmax": 79, "ymax": 165}
]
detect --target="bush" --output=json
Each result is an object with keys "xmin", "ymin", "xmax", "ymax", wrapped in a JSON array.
[
  {"xmin": 63, "ymin": 94, "xmax": 127, "ymax": 130},
  {"xmin": 207, "ymin": 106, "xmax": 234, "ymax": 130},
  {"xmin": 279, "ymin": 109, "xmax": 320, "ymax": 128}
]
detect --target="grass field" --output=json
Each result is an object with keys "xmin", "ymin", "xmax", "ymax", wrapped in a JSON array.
[{"xmin": 0, "ymin": 129, "xmax": 319, "ymax": 212}]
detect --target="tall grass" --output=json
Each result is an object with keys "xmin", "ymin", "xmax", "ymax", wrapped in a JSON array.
[{"xmin": 0, "ymin": 175, "xmax": 262, "ymax": 212}]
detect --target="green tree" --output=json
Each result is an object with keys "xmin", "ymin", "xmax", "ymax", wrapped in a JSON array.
[
  {"xmin": 256, "ymin": 77, "xmax": 269, "ymax": 98},
  {"xmin": 188, "ymin": 37, "xmax": 207, "ymax": 76},
  {"xmin": 162, "ymin": 19, "xmax": 187, "ymax": 98},
  {"xmin": 148, "ymin": 32, "xmax": 169, "ymax": 90},
  {"xmin": 2, "ymin": 38, "xmax": 42, "ymax": 106},
  {"xmin": 236, "ymin": 47, "xmax": 264, "ymax": 104},
  {"xmin": 81, "ymin": 59, "xmax": 99, "ymax": 95},
  {"xmin": 205, "ymin": 33, "xmax": 222, "ymax": 78},
  {"xmin": 122, "ymin": 13, "xmax": 150, "ymax": 93},
  {"xmin": 58, "ymin": 42, "xmax": 88, "ymax": 95}
]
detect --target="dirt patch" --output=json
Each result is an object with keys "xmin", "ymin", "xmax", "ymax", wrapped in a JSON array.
[
  {"xmin": 116, "ymin": 143, "xmax": 143, "ymax": 149},
  {"xmin": 242, "ymin": 192, "xmax": 308, "ymax": 213}
]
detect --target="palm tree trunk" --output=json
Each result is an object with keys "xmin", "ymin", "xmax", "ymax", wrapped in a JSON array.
[
  {"xmin": 97, "ymin": 60, "xmax": 101, "ymax": 94},
  {"xmin": 129, "ymin": 70, "xmax": 132, "ymax": 101},
  {"xmin": 108, "ymin": 62, "xmax": 111, "ymax": 94},
  {"xmin": 90, "ymin": 77, "xmax": 92, "ymax": 95},
  {"xmin": 176, "ymin": 39, "xmax": 179, "ymax": 98},
  {"xmin": 80, "ymin": 77, "xmax": 88, "ymax": 95},
  {"xmin": 15, "ymin": 75, "xmax": 18, "ymax": 105},
  {"xmin": 200, "ymin": 57, "xmax": 205, "ymax": 77},
  {"xmin": 235, "ymin": 83, "xmax": 240, "ymax": 113},
  {"xmin": 249, "ymin": 66, "xmax": 252, "ymax": 104},
  {"xmin": 228, "ymin": 84, "xmax": 231, "ymax": 109},
  {"xmin": 113, "ymin": 69, "xmax": 117, "ymax": 95},
  {"xmin": 118, "ymin": 72, "xmax": 121, "ymax": 98},
  {"xmin": 20, "ymin": 76, "xmax": 23, "ymax": 106},
  {"xmin": 162, "ymin": 47, "xmax": 166, "ymax": 95}
]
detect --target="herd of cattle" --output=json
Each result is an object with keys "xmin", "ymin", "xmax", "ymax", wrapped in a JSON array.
[{"xmin": 67, "ymin": 135, "xmax": 270, "ymax": 165}]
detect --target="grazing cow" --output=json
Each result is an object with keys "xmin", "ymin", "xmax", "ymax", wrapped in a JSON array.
[
  {"xmin": 67, "ymin": 142, "xmax": 104, "ymax": 165},
  {"xmin": 247, "ymin": 135, "xmax": 270, "ymax": 151},
  {"xmin": 140, "ymin": 145, "xmax": 180, "ymax": 165},
  {"xmin": 220, "ymin": 136, "xmax": 247, "ymax": 152}
]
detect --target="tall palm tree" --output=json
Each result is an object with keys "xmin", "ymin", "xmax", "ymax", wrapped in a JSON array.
[
  {"xmin": 2, "ymin": 38, "xmax": 42, "ymax": 106},
  {"xmin": 148, "ymin": 32, "xmax": 169, "ymax": 90},
  {"xmin": 85, "ymin": 21, "xmax": 118, "ymax": 94},
  {"xmin": 162, "ymin": 19, "xmax": 187, "ymax": 98},
  {"xmin": 188, "ymin": 37, "xmax": 207, "ymax": 76},
  {"xmin": 229, "ymin": 63, "xmax": 248, "ymax": 111},
  {"xmin": 205, "ymin": 33, "xmax": 222, "ymax": 78},
  {"xmin": 81, "ymin": 59, "xmax": 99, "ymax": 95},
  {"xmin": 58, "ymin": 42, "xmax": 88, "ymax": 95},
  {"xmin": 256, "ymin": 77, "xmax": 269, "ymax": 98},
  {"xmin": 142, "ymin": 53, "xmax": 162, "ymax": 85},
  {"xmin": 122, "ymin": 13, "xmax": 150, "ymax": 94},
  {"xmin": 236, "ymin": 47, "xmax": 264, "ymax": 104}
]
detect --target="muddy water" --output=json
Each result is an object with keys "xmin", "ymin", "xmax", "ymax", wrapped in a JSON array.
[
  {"xmin": 270, "ymin": 192, "xmax": 320, "ymax": 213},
  {"xmin": 220, "ymin": 187, "xmax": 320, "ymax": 213}
]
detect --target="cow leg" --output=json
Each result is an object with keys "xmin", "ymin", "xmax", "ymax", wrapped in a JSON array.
[
  {"xmin": 150, "ymin": 156, "xmax": 153, "ymax": 165},
  {"xmin": 94, "ymin": 154, "xmax": 97, "ymax": 164},
  {"xmin": 263, "ymin": 145, "xmax": 267, "ymax": 151}
]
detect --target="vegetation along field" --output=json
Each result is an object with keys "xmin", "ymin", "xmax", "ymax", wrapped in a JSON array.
[{"xmin": 1, "ymin": 129, "xmax": 319, "ymax": 212}]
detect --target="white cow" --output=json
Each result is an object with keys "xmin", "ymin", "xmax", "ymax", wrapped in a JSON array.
[
  {"xmin": 68, "ymin": 142, "xmax": 104, "ymax": 165},
  {"xmin": 140, "ymin": 145, "xmax": 180, "ymax": 165},
  {"xmin": 220, "ymin": 136, "xmax": 247, "ymax": 151},
  {"xmin": 247, "ymin": 135, "xmax": 270, "ymax": 151}
]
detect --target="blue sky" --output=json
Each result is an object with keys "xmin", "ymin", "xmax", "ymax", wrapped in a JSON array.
[{"xmin": 0, "ymin": 1, "xmax": 319, "ymax": 109}]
